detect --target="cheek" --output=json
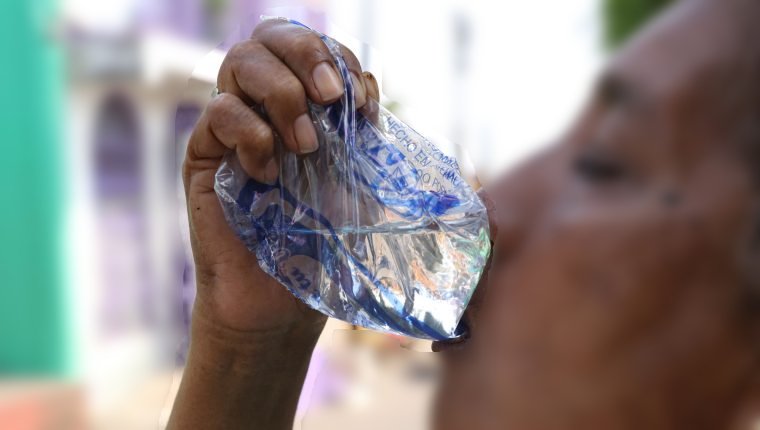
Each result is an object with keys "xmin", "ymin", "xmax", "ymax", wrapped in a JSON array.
[
  {"xmin": 474, "ymin": 203, "xmax": 744, "ymax": 370},
  {"xmin": 433, "ymin": 204, "xmax": 748, "ymax": 423}
]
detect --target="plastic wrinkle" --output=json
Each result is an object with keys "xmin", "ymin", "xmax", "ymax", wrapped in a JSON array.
[{"xmin": 214, "ymin": 19, "xmax": 490, "ymax": 340}]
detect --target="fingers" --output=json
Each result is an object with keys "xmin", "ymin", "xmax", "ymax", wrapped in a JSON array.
[
  {"xmin": 214, "ymin": 20, "xmax": 378, "ymax": 160},
  {"xmin": 189, "ymin": 93, "xmax": 278, "ymax": 184},
  {"xmin": 252, "ymin": 20, "xmax": 345, "ymax": 104},
  {"xmin": 253, "ymin": 20, "xmax": 370, "ymax": 109},
  {"xmin": 218, "ymin": 40, "xmax": 317, "ymax": 154}
]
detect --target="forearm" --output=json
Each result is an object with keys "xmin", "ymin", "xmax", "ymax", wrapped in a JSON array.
[{"xmin": 167, "ymin": 299, "xmax": 322, "ymax": 430}]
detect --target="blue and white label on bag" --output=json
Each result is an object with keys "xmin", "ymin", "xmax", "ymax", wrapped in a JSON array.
[{"xmin": 214, "ymin": 19, "xmax": 490, "ymax": 340}]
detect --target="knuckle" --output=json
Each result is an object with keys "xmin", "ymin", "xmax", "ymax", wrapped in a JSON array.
[
  {"xmin": 181, "ymin": 158, "xmax": 193, "ymax": 182},
  {"xmin": 286, "ymin": 33, "xmax": 330, "ymax": 66},
  {"xmin": 250, "ymin": 19, "xmax": 278, "ymax": 38},
  {"xmin": 291, "ymin": 31, "xmax": 325, "ymax": 54},
  {"xmin": 219, "ymin": 47, "xmax": 241, "ymax": 77},
  {"xmin": 222, "ymin": 40, "xmax": 260, "ymax": 74},
  {"xmin": 181, "ymin": 156, "xmax": 190, "ymax": 174},
  {"xmin": 267, "ymin": 75, "xmax": 305, "ymax": 104},
  {"xmin": 248, "ymin": 121, "xmax": 273, "ymax": 148},
  {"xmin": 226, "ymin": 40, "xmax": 254, "ymax": 62},
  {"xmin": 205, "ymin": 95, "xmax": 232, "ymax": 126}
]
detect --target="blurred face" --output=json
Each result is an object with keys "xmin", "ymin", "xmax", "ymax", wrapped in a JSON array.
[{"xmin": 434, "ymin": 0, "xmax": 760, "ymax": 428}]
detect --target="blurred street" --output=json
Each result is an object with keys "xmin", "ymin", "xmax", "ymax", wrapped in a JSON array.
[{"xmin": 1, "ymin": 0, "xmax": 606, "ymax": 428}]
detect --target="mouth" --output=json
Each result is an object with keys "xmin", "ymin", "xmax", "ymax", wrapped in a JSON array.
[{"xmin": 432, "ymin": 316, "xmax": 471, "ymax": 352}]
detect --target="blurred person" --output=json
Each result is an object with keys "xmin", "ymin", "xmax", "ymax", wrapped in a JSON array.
[{"xmin": 168, "ymin": 0, "xmax": 760, "ymax": 428}]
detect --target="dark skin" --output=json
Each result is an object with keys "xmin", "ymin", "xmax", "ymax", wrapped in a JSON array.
[{"xmin": 169, "ymin": 0, "xmax": 760, "ymax": 428}]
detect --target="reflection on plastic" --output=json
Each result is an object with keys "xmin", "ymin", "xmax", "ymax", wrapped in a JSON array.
[{"xmin": 214, "ymin": 19, "xmax": 490, "ymax": 340}]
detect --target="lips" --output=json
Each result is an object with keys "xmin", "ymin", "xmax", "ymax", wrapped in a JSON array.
[{"xmin": 432, "ymin": 314, "xmax": 471, "ymax": 352}]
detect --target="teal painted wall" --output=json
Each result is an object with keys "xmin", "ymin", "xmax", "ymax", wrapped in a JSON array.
[{"xmin": 0, "ymin": 0, "xmax": 68, "ymax": 375}]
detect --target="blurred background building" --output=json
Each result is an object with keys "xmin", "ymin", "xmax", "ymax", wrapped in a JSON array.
[{"xmin": 0, "ymin": 0, "xmax": 670, "ymax": 428}]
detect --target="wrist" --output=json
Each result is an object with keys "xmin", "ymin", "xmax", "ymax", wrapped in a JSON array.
[
  {"xmin": 187, "ymin": 295, "xmax": 325, "ymax": 374},
  {"xmin": 169, "ymin": 299, "xmax": 322, "ymax": 430}
]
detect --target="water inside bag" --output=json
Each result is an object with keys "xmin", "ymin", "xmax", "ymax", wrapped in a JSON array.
[{"xmin": 214, "ymin": 19, "xmax": 490, "ymax": 340}]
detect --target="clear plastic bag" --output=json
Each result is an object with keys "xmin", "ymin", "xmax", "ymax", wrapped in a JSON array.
[{"xmin": 214, "ymin": 19, "xmax": 490, "ymax": 340}]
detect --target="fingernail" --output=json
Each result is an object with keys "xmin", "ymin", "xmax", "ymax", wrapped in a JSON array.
[
  {"xmin": 351, "ymin": 73, "xmax": 366, "ymax": 107},
  {"xmin": 264, "ymin": 158, "xmax": 279, "ymax": 184},
  {"xmin": 312, "ymin": 62, "xmax": 344, "ymax": 101},
  {"xmin": 294, "ymin": 114, "xmax": 319, "ymax": 153},
  {"xmin": 362, "ymin": 71, "xmax": 379, "ymax": 100}
]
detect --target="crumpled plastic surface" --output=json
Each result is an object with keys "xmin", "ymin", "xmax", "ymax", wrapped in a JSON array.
[{"xmin": 214, "ymin": 19, "xmax": 490, "ymax": 340}]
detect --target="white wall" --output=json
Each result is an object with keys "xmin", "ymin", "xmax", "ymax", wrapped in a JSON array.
[{"xmin": 326, "ymin": 0, "xmax": 604, "ymax": 181}]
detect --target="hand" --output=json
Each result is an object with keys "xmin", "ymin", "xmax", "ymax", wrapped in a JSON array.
[
  {"xmin": 183, "ymin": 19, "xmax": 379, "ymax": 338},
  {"xmin": 171, "ymin": 21, "xmax": 380, "ymax": 430}
]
